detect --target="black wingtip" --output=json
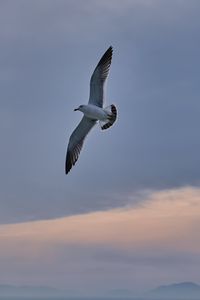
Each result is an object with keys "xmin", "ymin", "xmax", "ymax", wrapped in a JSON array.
[
  {"xmin": 105, "ymin": 46, "xmax": 113, "ymax": 57},
  {"xmin": 65, "ymin": 151, "xmax": 72, "ymax": 175},
  {"xmin": 107, "ymin": 45, "xmax": 112, "ymax": 50},
  {"xmin": 96, "ymin": 46, "xmax": 113, "ymax": 68},
  {"xmin": 108, "ymin": 46, "xmax": 113, "ymax": 56}
]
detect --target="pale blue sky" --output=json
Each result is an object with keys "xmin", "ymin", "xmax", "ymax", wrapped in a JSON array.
[{"xmin": 0, "ymin": 0, "xmax": 200, "ymax": 294}]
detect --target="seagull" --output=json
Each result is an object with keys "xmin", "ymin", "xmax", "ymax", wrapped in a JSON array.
[{"xmin": 65, "ymin": 46, "xmax": 117, "ymax": 174}]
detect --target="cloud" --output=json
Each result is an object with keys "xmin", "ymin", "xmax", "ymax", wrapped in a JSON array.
[{"xmin": 0, "ymin": 187, "xmax": 200, "ymax": 292}]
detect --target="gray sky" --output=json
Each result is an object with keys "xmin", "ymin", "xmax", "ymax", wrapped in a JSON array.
[
  {"xmin": 0, "ymin": 0, "xmax": 200, "ymax": 294},
  {"xmin": 1, "ymin": 0, "xmax": 200, "ymax": 223}
]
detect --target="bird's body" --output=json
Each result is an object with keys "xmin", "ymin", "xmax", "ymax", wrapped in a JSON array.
[
  {"xmin": 65, "ymin": 46, "xmax": 117, "ymax": 174},
  {"xmin": 76, "ymin": 104, "xmax": 109, "ymax": 121}
]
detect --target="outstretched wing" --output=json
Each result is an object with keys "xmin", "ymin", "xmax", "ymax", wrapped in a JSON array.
[
  {"xmin": 89, "ymin": 46, "xmax": 113, "ymax": 108},
  {"xmin": 65, "ymin": 116, "xmax": 96, "ymax": 174}
]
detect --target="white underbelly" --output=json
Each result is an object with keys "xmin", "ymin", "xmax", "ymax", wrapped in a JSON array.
[{"xmin": 83, "ymin": 105, "xmax": 107, "ymax": 121}]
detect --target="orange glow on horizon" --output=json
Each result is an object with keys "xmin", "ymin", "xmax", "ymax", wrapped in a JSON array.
[{"xmin": 0, "ymin": 187, "xmax": 200, "ymax": 257}]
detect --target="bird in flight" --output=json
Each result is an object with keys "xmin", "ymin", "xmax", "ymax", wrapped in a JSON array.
[{"xmin": 65, "ymin": 46, "xmax": 117, "ymax": 174}]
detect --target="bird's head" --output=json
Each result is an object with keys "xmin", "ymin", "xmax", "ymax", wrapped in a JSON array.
[{"xmin": 74, "ymin": 105, "xmax": 84, "ymax": 112}]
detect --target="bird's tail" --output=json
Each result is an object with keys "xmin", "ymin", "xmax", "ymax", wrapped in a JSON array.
[{"xmin": 100, "ymin": 104, "xmax": 117, "ymax": 130}]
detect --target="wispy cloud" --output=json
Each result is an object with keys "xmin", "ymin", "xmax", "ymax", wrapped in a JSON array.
[
  {"xmin": 1, "ymin": 186, "xmax": 200, "ymax": 248},
  {"xmin": 0, "ymin": 187, "xmax": 199, "ymax": 292}
]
